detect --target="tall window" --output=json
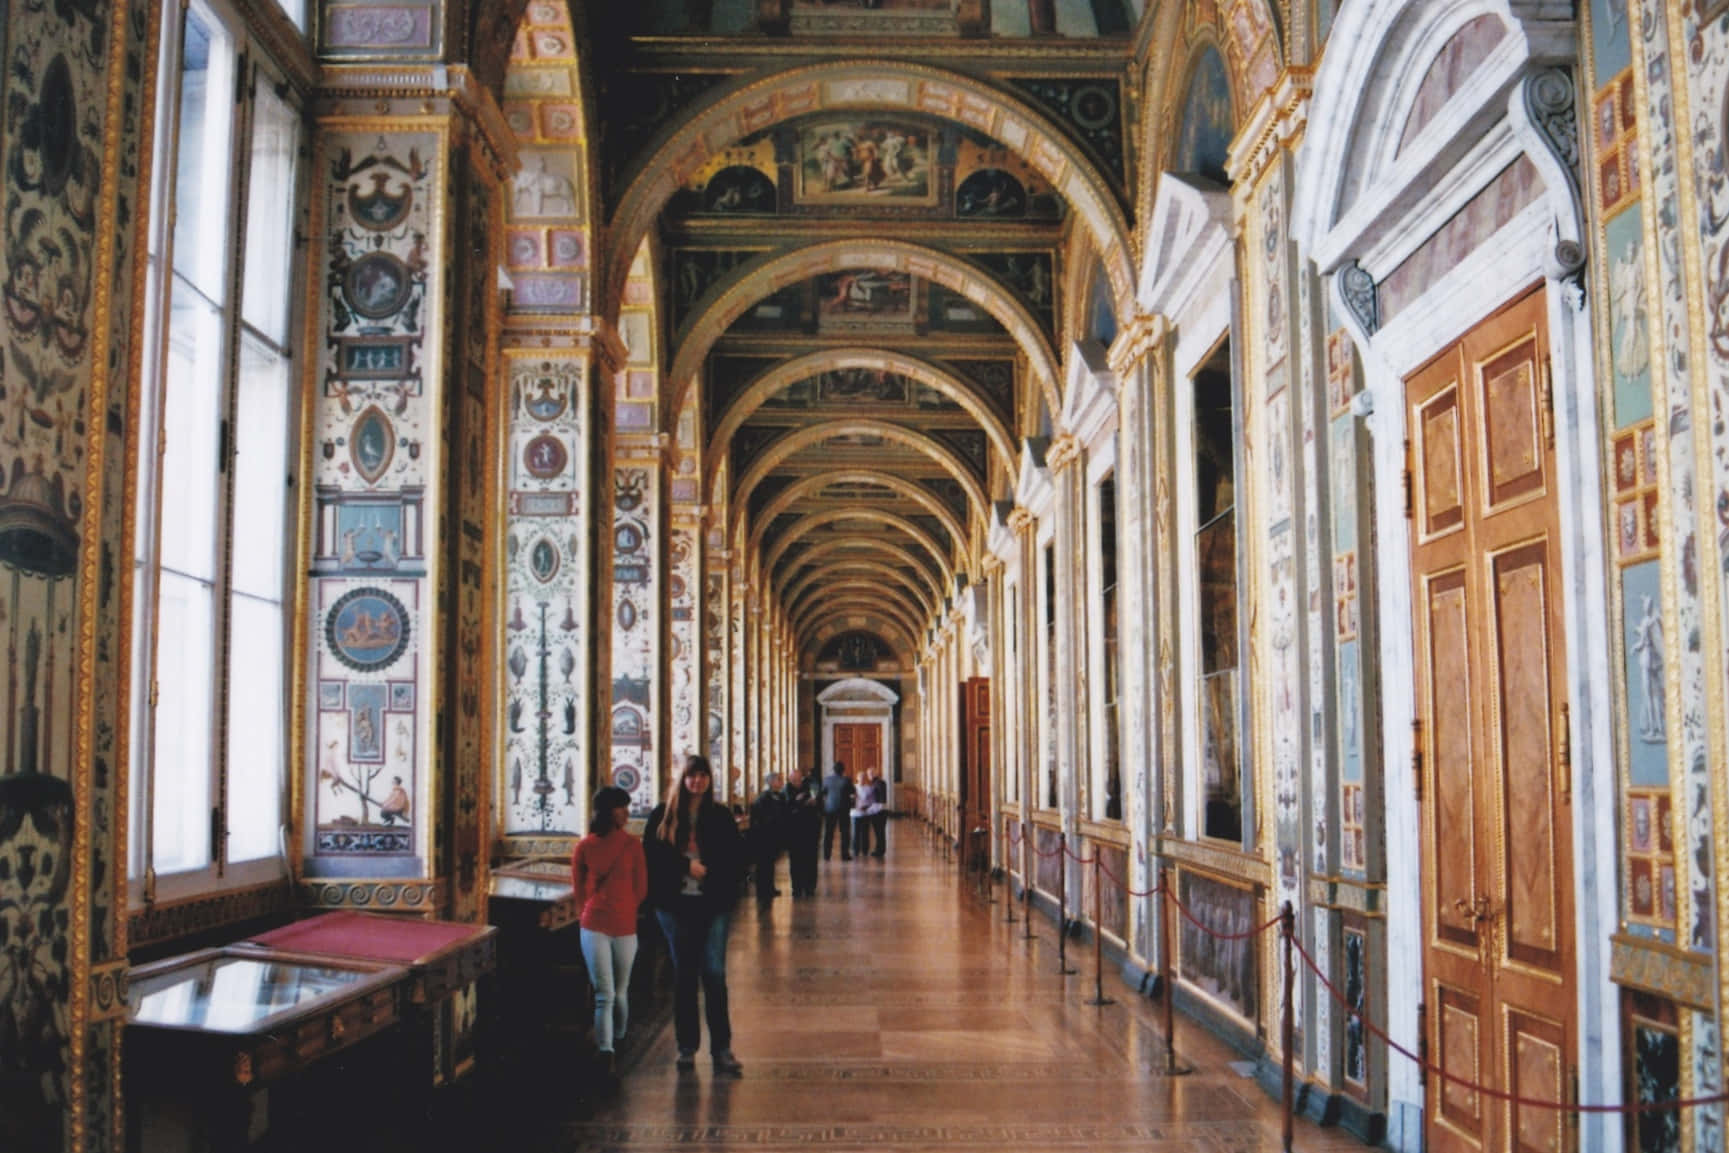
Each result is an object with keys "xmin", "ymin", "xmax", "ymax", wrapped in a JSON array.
[
  {"xmin": 1192, "ymin": 340, "xmax": 1242, "ymax": 843},
  {"xmin": 1098, "ymin": 472, "xmax": 1120, "ymax": 820},
  {"xmin": 129, "ymin": 0, "xmax": 305, "ymax": 899}
]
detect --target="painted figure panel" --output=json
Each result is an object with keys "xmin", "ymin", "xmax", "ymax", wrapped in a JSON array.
[{"xmin": 797, "ymin": 122, "xmax": 935, "ymax": 205}]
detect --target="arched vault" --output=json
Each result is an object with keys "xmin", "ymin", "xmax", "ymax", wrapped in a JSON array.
[
  {"xmin": 796, "ymin": 593, "xmax": 927, "ymax": 646},
  {"xmin": 786, "ymin": 562, "xmax": 937, "ymax": 620},
  {"xmin": 669, "ymin": 240, "xmax": 1061, "ymax": 426},
  {"xmin": 746, "ymin": 469, "xmax": 967, "ymax": 564},
  {"xmin": 732, "ymin": 420, "xmax": 987, "ymax": 534},
  {"xmin": 706, "ymin": 349, "xmax": 1015, "ymax": 490},
  {"xmin": 606, "ymin": 60, "xmax": 1134, "ymax": 329},
  {"xmin": 763, "ymin": 508, "xmax": 955, "ymax": 590},
  {"xmin": 779, "ymin": 536, "xmax": 945, "ymax": 598}
]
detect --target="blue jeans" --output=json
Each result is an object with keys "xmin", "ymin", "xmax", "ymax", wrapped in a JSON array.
[
  {"xmin": 579, "ymin": 929, "xmax": 638, "ymax": 1052},
  {"xmin": 655, "ymin": 903, "xmax": 733, "ymax": 1055}
]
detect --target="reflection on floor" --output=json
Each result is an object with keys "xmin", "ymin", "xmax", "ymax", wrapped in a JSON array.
[{"xmin": 553, "ymin": 828, "xmax": 1366, "ymax": 1152}]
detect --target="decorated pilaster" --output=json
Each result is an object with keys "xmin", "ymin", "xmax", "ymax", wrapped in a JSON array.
[
  {"xmin": 668, "ymin": 394, "xmax": 703, "ymax": 772},
  {"xmin": 496, "ymin": 0, "xmax": 601, "ymax": 854},
  {"xmin": 1226, "ymin": 66, "xmax": 1312, "ymax": 1067},
  {"xmin": 299, "ymin": 58, "xmax": 512, "ymax": 919},
  {"xmin": 0, "ymin": 0, "xmax": 154, "ymax": 1146},
  {"xmin": 1109, "ymin": 313, "xmax": 1170, "ymax": 965}
]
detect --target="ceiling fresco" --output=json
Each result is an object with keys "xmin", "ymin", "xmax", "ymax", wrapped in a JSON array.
[
  {"xmin": 607, "ymin": 19, "xmax": 1129, "ymax": 664},
  {"xmin": 595, "ymin": 1, "xmax": 1136, "ymax": 40}
]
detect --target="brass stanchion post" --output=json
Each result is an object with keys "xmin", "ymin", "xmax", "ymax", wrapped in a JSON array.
[
  {"xmin": 1021, "ymin": 830, "xmax": 1037, "ymax": 941},
  {"xmin": 1057, "ymin": 832, "xmax": 1065, "ymax": 966},
  {"xmin": 1159, "ymin": 866, "xmax": 1189, "ymax": 1075},
  {"xmin": 1085, "ymin": 851, "xmax": 1114, "ymax": 1006},
  {"xmin": 1281, "ymin": 900, "xmax": 1296, "ymax": 1153},
  {"xmin": 1003, "ymin": 816, "xmax": 1017, "ymax": 923}
]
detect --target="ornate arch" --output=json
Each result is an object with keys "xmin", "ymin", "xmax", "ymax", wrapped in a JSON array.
[
  {"xmin": 606, "ymin": 60, "xmax": 1134, "ymax": 325},
  {"xmin": 800, "ymin": 613, "xmax": 919, "ymax": 662},
  {"xmin": 732, "ymin": 419, "xmax": 988, "ymax": 532},
  {"xmin": 671, "ymin": 240, "xmax": 1062, "ymax": 424},
  {"xmin": 786, "ymin": 562, "xmax": 938, "ymax": 620},
  {"xmin": 776, "ymin": 536, "xmax": 946, "ymax": 601},
  {"xmin": 746, "ymin": 469, "xmax": 968, "ymax": 562},
  {"xmin": 795, "ymin": 592, "xmax": 927, "ymax": 645},
  {"xmin": 706, "ymin": 349, "xmax": 1016, "ymax": 488},
  {"xmin": 763, "ymin": 508, "xmax": 955, "ymax": 588}
]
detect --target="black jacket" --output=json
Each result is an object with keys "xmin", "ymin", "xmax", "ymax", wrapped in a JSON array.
[{"xmin": 643, "ymin": 800, "xmax": 744, "ymax": 911}]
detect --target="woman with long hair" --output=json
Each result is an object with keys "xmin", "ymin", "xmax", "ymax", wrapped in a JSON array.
[
  {"xmin": 571, "ymin": 785, "xmax": 649, "ymax": 1080},
  {"xmin": 643, "ymin": 754, "xmax": 745, "ymax": 1075}
]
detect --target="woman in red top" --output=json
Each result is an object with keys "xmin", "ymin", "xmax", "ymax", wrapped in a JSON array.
[{"xmin": 571, "ymin": 785, "xmax": 648, "ymax": 1074}]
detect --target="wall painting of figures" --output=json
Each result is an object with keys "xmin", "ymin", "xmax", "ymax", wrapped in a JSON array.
[{"xmin": 797, "ymin": 122, "xmax": 936, "ymax": 205}]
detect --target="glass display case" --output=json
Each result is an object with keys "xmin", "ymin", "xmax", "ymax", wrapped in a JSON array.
[{"xmin": 127, "ymin": 946, "xmax": 405, "ymax": 1088}]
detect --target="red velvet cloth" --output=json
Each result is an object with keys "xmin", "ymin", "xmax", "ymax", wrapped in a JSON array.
[{"xmin": 248, "ymin": 911, "xmax": 482, "ymax": 965}]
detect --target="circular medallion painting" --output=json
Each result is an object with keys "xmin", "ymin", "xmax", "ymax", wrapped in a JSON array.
[
  {"xmin": 325, "ymin": 587, "xmax": 412, "ymax": 673},
  {"xmin": 612, "ymin": 766, "xmax": 639, "ymax": 793},
  {"xmin": 524, "ymin": 434, "xmax": 569, "ymax": 479},
  {"xmin": 344, "ymin": 253, "xmax": 412, "ymax": 320},
  {"xmin": 614, "ymin": 522, "xmax": 643, "ymax": 554}
]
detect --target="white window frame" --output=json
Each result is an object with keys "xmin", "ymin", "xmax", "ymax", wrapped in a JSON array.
[{"xmin": 129, "ymin": 0, "xmax": 308, "ymax": 906}]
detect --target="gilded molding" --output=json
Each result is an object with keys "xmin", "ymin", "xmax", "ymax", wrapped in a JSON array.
[
  {"xmin": 1610, "ymin": 934, "xmax": 1716, "ymax": 1011},
  {"xmin": 1045, "ymin": 434, "xmax": 1082, "ymax": 472},
  {"xmin": 1007, "ymin": 506, "xmax": 1035, "ymax": 533},
  {"xmin": 127, "ymin": 881, "xmax": 296, "ymax": 949},
  {"xmin": 1225, "ymin": 66, "xmax": 1313, "ymax": 195},
  {"xmin": 301, "ymin": 879, "xmax": 448, "ymax": 912},
  {"xmin": 1106, "ymin": 312, "xmax": 1169, "ymax": 377},
  {"xmin": 1156, "ymin": 835, "xmax": 1275, "ymax": 888}
]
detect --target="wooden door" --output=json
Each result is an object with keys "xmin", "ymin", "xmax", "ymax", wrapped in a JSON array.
[
  {"xmin": 962, "ymin": 678, "xmax": 991, "ymax": 864},
  {"xmin": 1408, "ymin": 288, "xmax": 1575, "ymax": 1153},
  {"xmin": 833, "ymin": 723, "xmax": 881, "ymax": 777}
]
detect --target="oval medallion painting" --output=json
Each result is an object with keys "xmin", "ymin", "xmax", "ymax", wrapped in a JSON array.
[
  {"xmin": 351, "ymin": 405, "xmax": 395, "ymax": 484},
  {"xmin": 326, "ymin": 587, "xmax": 412, "ymax": 673},
  {"xmin": 344, "ymin": 252, "xmax": 413, "ymax": 320},
  {"xmin": 612, "ymin": 766, "xmax": 639, "ymax": 794},
  {"xmin": 529, "ymin": 537, "xmax": 560, "ymax": 583}
]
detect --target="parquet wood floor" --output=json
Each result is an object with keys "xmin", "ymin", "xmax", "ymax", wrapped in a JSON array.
[{"xmin": 555, "ymin": 829, "xmax": 1368, "ymax": 1153}]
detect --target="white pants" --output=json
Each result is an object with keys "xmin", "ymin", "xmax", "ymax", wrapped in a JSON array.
[{"xmin": 579, "ymin": 929, "xmax": 639, "ymax": 1052}]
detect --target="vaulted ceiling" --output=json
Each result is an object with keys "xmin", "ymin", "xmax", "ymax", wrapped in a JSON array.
[{"xmin": 586, "ymin": 3, "xmax": 1134, "ymax": 672}]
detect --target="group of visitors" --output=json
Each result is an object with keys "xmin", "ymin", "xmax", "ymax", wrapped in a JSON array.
[
  {"xmin": 566, "ymin": 756, "xmax": 893, "ymax": 1089},
  {"xmin": 569, "ymin": 754, "xmax": 745, "ymax": 1086},
  {"xmin": 750, "ymin": 762, "xmax": 889, "ymax": 898}
]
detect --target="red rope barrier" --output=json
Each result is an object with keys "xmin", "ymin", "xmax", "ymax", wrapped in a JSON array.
[
  {"xmin": 1168, "ymin": 895, "xmax": 1284, "ymax": 941},
  {"xmin": 1097, "ymin": 855, "xmax": 1163, "ymax": 898},
  {"xmin": 1291, "ymin": 937, "xmax": 1729, "ymax": 1114}
]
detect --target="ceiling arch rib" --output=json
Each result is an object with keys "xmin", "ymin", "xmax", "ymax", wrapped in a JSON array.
[
  {"xmin": 778, "ymin": 536, "xmax": 946, "ymax": 602},
  {"xmin": 762, "ymin": 508, "xmax": 955, "ymax": 591},
  {"xmin": 668, "ymin": 240, "xmax": 1061, "ymax": 424},
  {"xmin": 800, "ymin": 614, "xmax": 919, "ymax": 663},
  {"xmin": 794, "ymin": 593, "xmax": 928, "ymax": 647},
  {"xmin": 706, "ymin": 349, "xmax": 1015, "ymax": 487},
  {"xmin": 605, "ymin": 60, "xmax": 1135, "ymax": 325},
  {"xmin": 746, "ymin": 469, "xmax": 967, "ymax": 564},
  {"xmin": 785, "ymin": 563, "xmax": 937, "ymax": 621},
  {"xmin": 733, "ymin": 419, "xmax": 987, "ymax": 534},
  {"xmin": 782, "ymin": 550, "xmax": 943, "ymax": 612}
]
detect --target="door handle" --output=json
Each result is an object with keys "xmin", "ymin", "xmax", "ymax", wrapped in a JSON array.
[{"xmin": 1451, "ymin": 895, "xmax": 1495, "ymax": 923}]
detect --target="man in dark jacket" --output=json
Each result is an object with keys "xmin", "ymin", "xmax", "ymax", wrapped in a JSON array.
[
  {"xmin": 820, "ymin": 762, "xmax": 855, "ymax": 861},
  {"xmin": 784, "ymin": 768, "xmax": 821, "ymax": 895},
  {"xmin": 870, "ymin": 773, "xmax": 889, "ymax": 858},
  {"xmin": 749, "ymin": 772, "xmax": 787, "ymax": 902}
]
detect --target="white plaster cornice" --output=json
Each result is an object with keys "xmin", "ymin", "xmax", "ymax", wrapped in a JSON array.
[
  {"xmin": 1137, "ymin": 173, "xmax": 1235, "ymax": 322},
  {"xmin": 1061, "ymin": 338, "xmax": 1119, "ymax": 455},
  {"xmin": 1015, "ymin": 438, "xmax": 1056, "ymax": 521},
  {"xmin": 987, "ymin": 500, "xmax": 1021, "ymax": 566}
]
